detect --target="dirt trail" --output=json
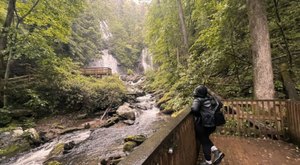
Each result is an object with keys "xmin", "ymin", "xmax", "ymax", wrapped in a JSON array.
[{"xmin": 206, "ymin": 135, "xmax": 300, "ymax": 165}]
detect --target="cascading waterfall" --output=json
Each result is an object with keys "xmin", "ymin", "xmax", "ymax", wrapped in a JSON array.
[
  {"xmin": 141, "ymin": 48, "xmax": 153, "ymax": 72},
  {"xmin": 88, "ymin": 20, "xmax": 120, "ymax": 74},
  {"xmin": 99, "ymin": 21, "xmax": 112, "ymax": 40}
]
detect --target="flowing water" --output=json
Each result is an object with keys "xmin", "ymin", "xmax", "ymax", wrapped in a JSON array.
[
  {"xmin": 141, "ymin": 48, "xmax": 153, "ymax": 72},
  {"xmin": 89, "ymin": 49, "xmax": 120, "ymax": 74},
  {"xmin": 4, "ymin": 91, "xmax": 167, "ymax": 165},
  {"xmin": 99, "ymin": 21, "xmax": 112, "ymax": 40}
]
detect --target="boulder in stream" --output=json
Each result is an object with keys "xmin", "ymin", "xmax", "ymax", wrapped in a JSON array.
[
  {"xmin": 122, "ymin": 134, "xmax": 147, "ymax": 153},
  {"xmin": 23, "ymin": 128, "xmax": 41, "ymax": 145},
  {"xmin": 123, "ymin": 120, "xmax": 135, "ymax": 125},
  {"xmin": 123, "ymin": 141, "xmax": 137, "ymax": 152},
  {"xmin": 48, "ymin": 143, "xmax": 65, "ymax": 158},
  {"xmin": 116, "ymin": 103, "xmax": 136, "ymax": 120},
  {"xmin": 101, "ymin": 116, "xmax": 119, "ymax": 128},
  {"xmin": 124, "ymin": 135, "xmax": 147, "ymax": 145}
]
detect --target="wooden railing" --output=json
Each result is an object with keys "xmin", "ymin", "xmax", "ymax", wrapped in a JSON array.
[
  {"xmin": 118, "ymin": 110, "xmax": 198, "ymax": 165},
  {"xmin": 287, "ymin": 101, "xmax": 300, "ymax": 145},
  {"xmin": 7, "ymin": 75, "xmax": 34, "ymax": 84},
  {"xmin": 0, "ymin": 75, "xmax": 34, "ymax": 91},
  {"xmin": 119, "ymin": 99, "xmax": 300, "ymax": 165},
  {"xmin": 219, "ymin": 100, "xmax": 288, "ymax": 140},
  {"xmin": 80, "ymin": 67, "xmax": 112, "ymax": 78}
]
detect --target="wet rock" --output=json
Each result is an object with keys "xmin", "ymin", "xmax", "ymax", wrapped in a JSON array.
[
  {"xmin": 45, "ymin": 160, "xmax": 62, "ymax": 165},
  {"xmin": 84, "ymin": 123, "xmax": 91, "ymax": 129},
  {"xmin": 0, "ymin": 132, "xmax": 11, "ymax": 148},
  {"xmin": 12, "ymin": 127, "xmax": 24, "ymax": 137},
  {"xmin": 39, "ymin": 131, "xmax": 56, "ymax": 143},
  {"xmin": 161, "ymin": 109, "xmax": 175, "ymax": 115},
  {"xmin": 0, "ymin": 141, "xmax": 30, "ymax": 158},
  {"xmin": 124, "ymin": 135, "xmax": 147, "ymax": 145},
  {"xmin": 60, "ymin": 127, "xmax": 83, "ymax": 135},
  {"xmin": 48, "ymin": 143, "xmax": 64, "ymax": 158},
  {"xmin": 23, "ymin": 128, "xmax": 40, "ymax": 144},
  {"xmin": 0, "ymin": 128, "xmax": 31, "ymax": 158},
  {"xmin": 39, "ymin": 131, "xmax": 48, "ymax": 143},
  {"xmin": 101, "ymin": 116, "xmax": 119, "ymax": 128},
  {"xmin": 1, "ymin": 128, "xmax": 26, "ymax": 150},
  {"xmin": 123, "ymin": 141, "xmax": 137, "ymax": 152},
  {"xmin": 63, "ymin": 141, "xmax": 75, "ymax": 154},
  {"xmin": 101, "ymin": 156, "xmax": 124, "ymax": 165},
  {"xmin": 123, "ymin": 120, "xmax": 135, "ymax": 125},
  {"xmin": 54, "ymin": 125, "xmax": 64, "ymax": 129},
  {"xmin": 116, "ymin": 103, "xmax": 136, "ymax": 120},
  {"xmin": 136, "ymin": 104, "xmax": 148, "ymax": 110}
]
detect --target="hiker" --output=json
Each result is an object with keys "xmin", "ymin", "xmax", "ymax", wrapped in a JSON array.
[{"xmin": 191, "ymin": 85, "xmax": 225, "ymax": 165}]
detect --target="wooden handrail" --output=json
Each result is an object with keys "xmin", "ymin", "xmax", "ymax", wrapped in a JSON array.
[{"xmin": 119, "ymin": 109, "xmax": 198, "ymax": 165}]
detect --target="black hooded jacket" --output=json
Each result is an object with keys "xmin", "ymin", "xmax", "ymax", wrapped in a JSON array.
[
  {"xmin": 191, "ymin": 85, "xmax": 221, "ymax": 127},
  {"xmin": 191, "ymin": 95, "xmax": 217, "ymax": 127}
]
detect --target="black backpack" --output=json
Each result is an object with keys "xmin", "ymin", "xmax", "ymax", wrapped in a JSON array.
[{"xmin": 212, "ymin": 97, "xmax": 226, "ymax": 126}]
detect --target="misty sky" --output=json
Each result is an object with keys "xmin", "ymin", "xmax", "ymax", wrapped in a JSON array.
[{"xmin": 133, "ymin": 0, "xmax": 152, "ymax": 4}]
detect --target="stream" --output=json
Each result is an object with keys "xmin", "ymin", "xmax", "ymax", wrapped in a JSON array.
[{"xmin": 3, "ymin": 81, "xmax": 168, "ymax": 165}]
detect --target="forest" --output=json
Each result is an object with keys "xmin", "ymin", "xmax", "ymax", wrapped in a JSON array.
[
  {"xmin": 0, "ymin": 0, "xmax": 299, "ymax": 164},
  {"xmin": 0, "ymin": 0, "xmax": 298, "ymax": 126},
  {"xmin": 145, "ymin": 0, "xmax": 300, "ymax": 113}
]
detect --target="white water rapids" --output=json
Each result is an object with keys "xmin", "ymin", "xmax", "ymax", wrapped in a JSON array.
[{"xmin": 4, "ymin": 91, "xmax": 168, "ymax": 165}]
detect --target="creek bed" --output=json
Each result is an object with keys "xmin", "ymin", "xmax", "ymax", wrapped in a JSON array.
[{"xmin": 3, "ymin": 94, "xmax": 168, "ymax": 165}]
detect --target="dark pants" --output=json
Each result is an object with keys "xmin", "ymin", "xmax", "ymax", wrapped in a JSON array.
[{"xmin": 196, "ymin": 124, "xmax": 216, "ymax": 161}]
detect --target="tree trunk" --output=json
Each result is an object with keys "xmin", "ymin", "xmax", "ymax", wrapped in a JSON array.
[
  {"xmin": 177, "ymin": 0, "xmax": 188, "ymax": 54},
  {"xmin": 3, "ymin": 47, "xmax": 13, "ymax": 108},
  {"xmin": 280, "ymin": 63, "xmax": 299, "ymax": 100},
  {"xmin": 0, "ymin": 0, "xmax": 17, "ymax": 70},
  {"xmin": 247, "ymin": 0, "xmax": 275, "ymax": 99}
]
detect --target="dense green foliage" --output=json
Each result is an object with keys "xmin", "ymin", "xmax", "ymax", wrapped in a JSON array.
[
  {"xmin": 0, "ymin": 0, "xmax": 128, "ymax": 116},
  {"xmin": 145, "ymin": 0, "xmax": 300, "ymax": 112}
]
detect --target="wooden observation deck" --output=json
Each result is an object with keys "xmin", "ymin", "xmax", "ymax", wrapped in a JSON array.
[{"xmin": 80, "ymin": 67, "xmax": 112, "ymax": 78}]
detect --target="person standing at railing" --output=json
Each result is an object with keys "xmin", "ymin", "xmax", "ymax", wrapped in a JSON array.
[{"xmin": 191, "ymin": 85, "xmax": 225, "ymax": 165}]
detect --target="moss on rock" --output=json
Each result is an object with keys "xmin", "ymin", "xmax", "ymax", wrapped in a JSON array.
[
  {"xmin": 46, "ymin": 161, "xmax": 62, "ymax": 165},
  {"xmin": 123, "ymin": 141, "xmax": 137, "ymax": 152},
  {"xmin": 48, "ymin": 143, "xmax": 65, "ymax": 158},
  {"xmin": 124, "ymin": 135, "xmax": 147, "ymax": 145},
  {"xmin": 0, "ymin": 143, "xmax": 30, "ymax": 157}
]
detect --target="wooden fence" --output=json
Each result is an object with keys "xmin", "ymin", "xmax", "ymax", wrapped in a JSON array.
[
  {"xmin": 219, "ymin": 100, "xmax": 287, "ymax": 139},
  {"xmin": 0, "ymin": 75, "xmax": 34, "ymax": 91},
  {"xmin": 287, "ymin": 101, "xmax": 300, "ymax": 145},
  {"xmin": 218, "ymin": 100, "xmax": 300, "ymax": 142}
]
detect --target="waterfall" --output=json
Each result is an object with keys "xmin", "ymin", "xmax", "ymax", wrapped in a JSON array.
[
  {"xmin": 87, "ymin": 20, "xmax": 120, "ymax": 74},
  {"xmin": 141, "ymin": 48, "xmax": 153, "ymax": 72},
  {"xmin": 99, "ymin": 21, "xmax": 112, "ymax": 40},
  {"xmin": 89, "ymin": 50, "xmax": 119, "ymax": 74}
]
